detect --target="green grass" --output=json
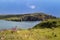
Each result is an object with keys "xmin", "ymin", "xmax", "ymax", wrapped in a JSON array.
[{"xmin": 0, "ymin": 28, "xmax": 60, "ymax": 40}]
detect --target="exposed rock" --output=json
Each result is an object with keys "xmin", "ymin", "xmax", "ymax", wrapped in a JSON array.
[{"xmin": 0, "ymin": 13, "xmax": 56, "ymax": 21}]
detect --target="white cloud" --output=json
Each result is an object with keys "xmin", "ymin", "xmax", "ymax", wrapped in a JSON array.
[{"xmin": 29, "ymin": 5, "xmax": 36, "ymax": 9}]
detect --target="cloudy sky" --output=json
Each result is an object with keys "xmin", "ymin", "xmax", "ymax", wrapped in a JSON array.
[{"xmin": 0, "ymin": 0, "xmax": 60, "ymax": 17}]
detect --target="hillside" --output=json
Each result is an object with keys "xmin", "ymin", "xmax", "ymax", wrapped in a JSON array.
[
  {"xmin": 33, "ymin": 19, "xmax": 60, "ymax": 29},
  {"xmin": 0, "ymin": 27, "xmax": 60, "ymax": 40},
  {"xmin": 0, "ymin": 13, "xmax": 56, "ymax": 21}
]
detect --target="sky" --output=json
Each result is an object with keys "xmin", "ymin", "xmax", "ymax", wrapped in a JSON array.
[{"xmin": 0, "ymin": 0, "xmax": 60, "ymax": 17}]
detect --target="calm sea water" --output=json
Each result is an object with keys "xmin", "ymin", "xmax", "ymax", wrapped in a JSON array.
[{"xmin": 0, "ymin": 20, "xmax": 40, "ymax": 29}]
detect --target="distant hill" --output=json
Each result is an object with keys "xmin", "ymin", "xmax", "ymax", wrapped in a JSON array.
[{"xmin": 0, "ymin": 13, "xmax": 56, "ymax": 21}]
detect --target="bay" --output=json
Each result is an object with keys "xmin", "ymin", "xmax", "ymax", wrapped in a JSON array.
[{"xmin": 0, "ymin": 20, "xmax": 40, "ymax": 29}]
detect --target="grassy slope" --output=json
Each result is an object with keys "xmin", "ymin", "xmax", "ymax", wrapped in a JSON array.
[
  {"xmin": 33, "ymin": 19, "xmax": 60, "ymax": 29},
  {"xmin": 0, "ymin": 28, "xmax": 60, "ymax": 40}
]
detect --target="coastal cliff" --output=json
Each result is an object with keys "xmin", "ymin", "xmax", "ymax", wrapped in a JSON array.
[{"xmin": 0, "ymin": 13, "xmax": 56, "ymax": 21}]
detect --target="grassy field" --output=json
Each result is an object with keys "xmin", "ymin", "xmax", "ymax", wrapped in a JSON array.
[{"xmin": 0, "ymin": 28, "xmax": 60, "ymax": 40}]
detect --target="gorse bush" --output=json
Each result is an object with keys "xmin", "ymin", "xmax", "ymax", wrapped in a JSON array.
[
  {"xmin": 40, "ymin": 21, "xmax": 57, "ymax": 28},
  {"xmin": 33, "ymin": 21, "xmax": 58, "ymax": 29}
]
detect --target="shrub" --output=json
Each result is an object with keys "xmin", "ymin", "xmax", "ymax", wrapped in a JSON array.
[
  {"xmin": 33, "ymin": 21, "xmax": 57, "ymax": 29},
  {"xmin": 40, "ymin": 21, "xmax": 57, "ymax": 28}
]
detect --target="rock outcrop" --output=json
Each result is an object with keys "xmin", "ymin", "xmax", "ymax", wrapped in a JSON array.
[{"xmin": 0, "ymin": 13, "xmax": 56, "ymax": 21}]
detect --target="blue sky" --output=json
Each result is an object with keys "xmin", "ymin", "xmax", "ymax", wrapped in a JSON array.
[{"xmin": 0, "ymin": 0, "xmax": 60, "ymax": 17}]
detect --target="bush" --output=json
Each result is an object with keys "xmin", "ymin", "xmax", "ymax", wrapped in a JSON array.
[
  {"xmin": 33, "ymin": 21, "xmax": 57, "ymax": 29},
  {"xmin": 40, "ymin": 21, "xmax": 57, "ymax": 28}
]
